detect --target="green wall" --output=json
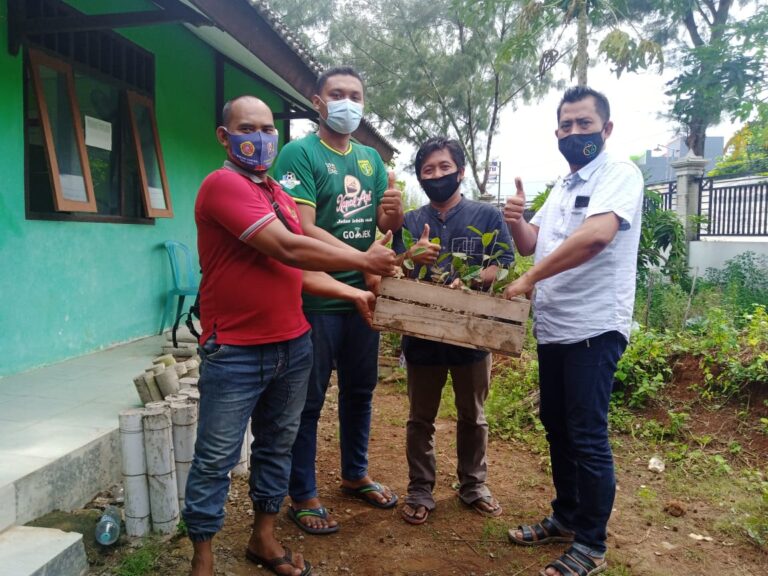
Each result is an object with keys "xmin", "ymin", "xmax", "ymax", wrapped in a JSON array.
[{"xmin": 0, "ymin": 0, "xmax": 289, "ymax": 376}]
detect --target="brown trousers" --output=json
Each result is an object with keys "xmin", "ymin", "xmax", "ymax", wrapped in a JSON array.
[{"xmin": 404, "ymin": 355, "xmax": 492, "ymax": 510}]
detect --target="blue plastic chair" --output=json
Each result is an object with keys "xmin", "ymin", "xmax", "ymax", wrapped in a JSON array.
[{"xmin": 160, "ymin": 240, "xmax": 199, "ymax": 334}]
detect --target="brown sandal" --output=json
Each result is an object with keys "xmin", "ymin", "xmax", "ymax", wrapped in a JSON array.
[
  {"xmin": 467, "ymin": 495, "xmax": 503, "ymax": 518},
  {"xmin": 401, "ymin": 503, "xmax": 430, "ymax": 525}
]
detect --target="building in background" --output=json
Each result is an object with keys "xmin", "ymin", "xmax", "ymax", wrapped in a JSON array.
[
  {"xmin": 635, "ymin": 135, "xmax": 724, "ymax": 184},
  {"xmin": 0, "ymin": 0, "xmax": 395, "ymax": 378}
]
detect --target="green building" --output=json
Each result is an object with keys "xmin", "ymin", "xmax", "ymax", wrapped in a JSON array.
[{"xmin": 0, "ymin": 0, "xmax": 395, "ymax": 378}]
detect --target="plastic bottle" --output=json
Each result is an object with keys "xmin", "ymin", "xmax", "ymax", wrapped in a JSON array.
[{"xmin": 95, "ymin": 505, "xmax": 122, "ymax": 546}]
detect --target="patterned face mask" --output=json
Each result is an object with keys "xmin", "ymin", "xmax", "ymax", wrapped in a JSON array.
[{"xmin": 225, "ymin": 129, "xmax": 279, "ymax": 172}]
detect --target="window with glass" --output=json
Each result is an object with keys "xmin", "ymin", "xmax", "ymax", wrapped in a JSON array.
[{"xmin": 25, "ymin": 39, "xmax": 171, "ymax": 222}]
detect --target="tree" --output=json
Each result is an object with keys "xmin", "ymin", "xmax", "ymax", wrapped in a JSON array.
[
  {"xmin": 273, "ymin": 0, "xmax": 561, "ymax": 195},
  {"xmin": 519, "ymin": 0, "xmax": 766, "ymax": 158},
  {"xmin": 709, "ymin": 103, "xmax": 768, "ymax": 177},
  {"xmin": 647, "ymin": 0, "xmax": 768, "ymax": 156},
  {"xmin": 544, "ymin": 0, "xmax": 664, "ymax": 85}
]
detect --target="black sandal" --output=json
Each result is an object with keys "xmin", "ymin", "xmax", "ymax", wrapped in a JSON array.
[
  {"xmin": 539, "ymin": 545, "xmax": 606, "ymax": 576},
  {"xmin": 508, "ymin": 517, "xmax": 575, "ymax": 546},
  {"xmin": 245, "ymin": 546, "xmax": 312, "ymax": 575}
]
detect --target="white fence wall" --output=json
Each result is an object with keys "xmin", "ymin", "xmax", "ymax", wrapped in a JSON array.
[{"xmin": 689, "ymin": 239, "xmax": 768, "ymax": 273}]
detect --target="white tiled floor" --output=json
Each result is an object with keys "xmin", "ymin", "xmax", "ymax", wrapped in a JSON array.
[{"xmin": 0, "ymin": 335, "xmax": 164, "ymax": 491}]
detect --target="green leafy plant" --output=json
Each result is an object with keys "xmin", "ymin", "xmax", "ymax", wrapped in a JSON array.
[
  {"xmin": 688, "ymin": 304, "xmax": 768, "ymax": 398},
  {"xmin": 400, "ymin": 225, "xmax": 518, "ymax": 294},
  {"xmin": 703, "ymin": 252, "xmax": 768, "ymax": 321},
  {"xmin": 637, "ymin": 190, "xmax": 688, "ymax": 284},
  {"xmin": 614, "ymin": 329, "xmax": 673, "ymax": 408}
]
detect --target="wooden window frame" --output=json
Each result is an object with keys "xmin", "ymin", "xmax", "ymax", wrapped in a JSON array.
[
  {"xmin": 28, "ymin": 48, "xmax": 97, "ymax": 213},
  {"xmin": 127, "ymin": 90, "xmax": 173, "ymax": 218}
]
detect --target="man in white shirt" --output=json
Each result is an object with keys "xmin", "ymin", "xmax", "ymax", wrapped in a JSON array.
[{"xmin": 503, "ymin": 86, "xmax": 644, "ymax": 576}]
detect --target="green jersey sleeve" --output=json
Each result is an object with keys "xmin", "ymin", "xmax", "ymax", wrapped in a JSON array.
[
  {"xmin": 275, "ymin": 141, "xmax": 318, "ymax": 208},
  {"xmin": 373, "ymin": 151, "xmax": 388, "ymax": 204}
]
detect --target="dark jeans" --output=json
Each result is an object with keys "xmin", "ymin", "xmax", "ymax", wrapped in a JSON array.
[
  {"xmin": 183, "ymin": 332, "xmax": 312, "ymax": 542},
  {"xmin": 289, "ymin": 311, "xmax": 379, "ymax": 501},
  {"xmin": 537, "ymin": 330, "xmax": 627, "ymax": 554}
]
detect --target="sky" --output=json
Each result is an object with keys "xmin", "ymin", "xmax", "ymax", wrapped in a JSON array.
[
  {"xmin": 294, "ymin": 64, "xmax": 742, "ymax": 205},
  {"xmin": 389, "ymin": 65, "xmax": 743, "ymax": 204}
]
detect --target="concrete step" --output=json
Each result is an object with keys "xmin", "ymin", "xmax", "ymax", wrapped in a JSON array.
[
  {"xmin": 0, "ymin": 430, "xmax": 122, "ymax": 533},
  {"xmin": 0, "ymin": 525, "xmax": 87, "ymax": 576}
]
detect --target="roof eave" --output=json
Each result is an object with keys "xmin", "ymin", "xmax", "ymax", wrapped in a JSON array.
[{"xmin": 187, "ymin": 0, "xmax": 397, "ymax": 161}]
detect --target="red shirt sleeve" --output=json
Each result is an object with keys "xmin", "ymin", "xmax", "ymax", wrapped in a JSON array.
[{"xmin": 199, "ymin": 170, "xmax": 277, "ymax": 241}]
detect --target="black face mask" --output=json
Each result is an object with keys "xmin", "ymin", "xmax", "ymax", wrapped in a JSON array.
[
  {"xmin": 420, "ymin": 171, "xmax": 461, "ymax": 203},
  {"xmin": 558, "ymin": 132, "xmax": 604, "ymax": 166}
]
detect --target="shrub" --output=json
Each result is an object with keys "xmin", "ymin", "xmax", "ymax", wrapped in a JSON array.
[
  {"xmin": 703, "ymin": 252, "xmax": 768, "ymax": 321},
  {"xmin": 634, "ymin": 273, "xmax": 690, "ymax": 331},
  {"xmin": 486, "ymin": 352, "xmax": 541, "ymax": 441},
  {"xmin": 613, "ymin": 328, "xmax": 673, "ymax": 408},
  {"xmin": 686, "ymin": 304, "xmax": 768, "ymax": 398}
]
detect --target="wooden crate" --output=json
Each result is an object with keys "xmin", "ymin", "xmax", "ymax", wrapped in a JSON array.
[{"xmin": 372, "ymin": 277, "xmax": 530, "ymax": 356}]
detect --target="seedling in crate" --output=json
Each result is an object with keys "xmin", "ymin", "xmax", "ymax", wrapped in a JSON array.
[{"xmin": 400, "ymin": 225, "xmax": 518, "ymax": 294}]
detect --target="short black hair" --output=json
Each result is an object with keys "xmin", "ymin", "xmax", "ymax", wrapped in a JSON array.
[
  {"xmin": 222, "ymin": 95, "xmax": 262, "ymax": 126},
  {"xmin": 557, "ymin": 86, "xmax": 611, "ymax": 124},
  {"xmin": 315, "ymin": 66, "xmax": 365, "ymax": 95},
  {"xmin": 415, "ymin": 137, "xmax": 465, "ymax": 177}
]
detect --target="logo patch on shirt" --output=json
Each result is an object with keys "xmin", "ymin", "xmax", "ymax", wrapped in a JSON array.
[
  {"xmin": 336, "ymin": 175, "xmax": 373, "ymax": 217},
  {"xmin": 326, "ymin": 162, "xmax": 339, "ymax": 175},
  {"xmin": 357, "ymin": 159, "xmax": 373, "ymax": 176},
  {"xmin": 279, "ymin": 172, "xmax": 301, "ymax": 190}
]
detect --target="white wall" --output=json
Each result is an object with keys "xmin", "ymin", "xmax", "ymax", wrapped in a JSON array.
[{"xmin": 689, "ymin": 240, "xmax": 768, "ymax": 273}]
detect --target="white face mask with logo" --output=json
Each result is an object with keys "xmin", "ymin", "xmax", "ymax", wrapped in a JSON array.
[{"xmin": 322, "ymin": 98, "xmax": 363, "ymax": 134}]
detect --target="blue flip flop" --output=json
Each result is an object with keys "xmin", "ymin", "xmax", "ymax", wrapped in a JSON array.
[
  {"xmin": 287, "ymin": 506, "xmax": 339, "ymax": 535},
  {"xmin": 340, "ymin": 482, "xmax": 398, "ymax": 509}
]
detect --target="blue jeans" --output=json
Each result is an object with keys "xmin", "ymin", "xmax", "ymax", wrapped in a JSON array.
[
  {"xmin": 289, "ymin": 312, "xmax": 379, "ymax": 501},
  {"xmin": 182, "ymin": 332, "xmax": 312, "ymax": 542},
  {"xmin": 537, "ymin": 330, "xmax": 627, "ymax": 554}
]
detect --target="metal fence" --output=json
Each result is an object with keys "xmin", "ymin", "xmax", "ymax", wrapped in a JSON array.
[
  {"xmin": 644, "ymin": 180, "xmax": 676, "ymax": 212},
  {"xmin": 698, "ymin": 178, "xmax": 768, "ymax": 237}
]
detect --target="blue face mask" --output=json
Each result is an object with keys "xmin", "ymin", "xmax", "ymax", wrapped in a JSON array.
[
  {"xmin": 323, "ymin": 98, "xmax": 363, "ymax": 134},
  {"xmin": 225, "ymin": 129, "xmax": 279, "ymax": 172}
]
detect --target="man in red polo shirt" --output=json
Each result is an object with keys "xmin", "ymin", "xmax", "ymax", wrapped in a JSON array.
[{"xmin": 183, "ymin": 95, "xmax": 396, "ymax": 576}]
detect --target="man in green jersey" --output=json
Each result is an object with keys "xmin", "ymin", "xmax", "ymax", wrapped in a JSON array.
[{"xmin": 276, "ymin": 66, "xmax": 403, "ymax": 535}]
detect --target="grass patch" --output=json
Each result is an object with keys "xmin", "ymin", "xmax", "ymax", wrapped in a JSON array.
[
  {"xmin": 479, "ymin": 517, "xmax": 508, "ymax": 542},
  {"xmin": 604, "ymin": 563, "xmax": 634, "ymax": 576},
  {"xmin": 114, "ymin": 537, "xmax": 163, "ymax": 576}
]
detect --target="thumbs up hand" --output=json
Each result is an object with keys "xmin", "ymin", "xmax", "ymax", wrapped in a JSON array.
[
  {"xmin": 363, "ymin": 230, "xmax": 398, "ymax": 277},
  {"xmin": 409, "ymin": 223, "xmax": 441, "ymax": 266},
  {"xmin": 381, "ymin": 171, "xmax": 403, "ymax": 216},
  {"xmin": 503, "ymin": 177, "xmax": 526, "ymax": 225}
]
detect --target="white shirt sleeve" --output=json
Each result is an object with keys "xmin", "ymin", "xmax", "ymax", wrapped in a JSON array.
[{"xmin": 585, "ymin": 161, "xmax": 644, "ymax": 230}]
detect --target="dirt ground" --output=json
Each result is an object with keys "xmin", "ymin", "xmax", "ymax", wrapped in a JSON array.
[{"xmin": 63, "ymin": 354, "xmax": 768, "ymax": 575}]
